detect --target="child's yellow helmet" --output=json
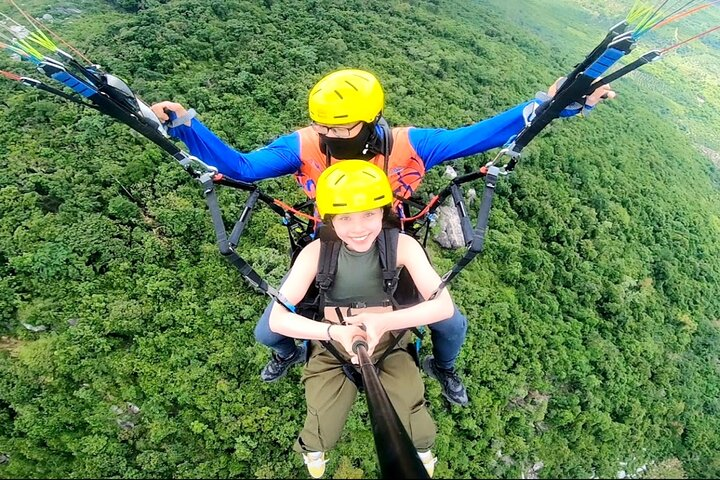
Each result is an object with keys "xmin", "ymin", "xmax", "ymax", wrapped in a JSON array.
[{"xmin": 316, "ymin": 160, "xmax": 393, "ymax": 217}]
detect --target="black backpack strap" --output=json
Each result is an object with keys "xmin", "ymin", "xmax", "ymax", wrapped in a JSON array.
[
  {"xmin": 374, "ymin": 327, "xmax": 424, "ymax": 368},
  {"xmin": 315, "ymin": 226, "xmax": 342, "ymax": 313},
  {"xmin": 377, "ymin": 228, "xmax": 424, "ymax": 336},
  {"xmin": 313, "ymin": 230, "xmax": 363, "ymax": 388},
  {"xmin": 377, "ymin": 116, "xmax": 393, "ymax": 173},
  {"xmin": 377, "ymin": 227, "xmax": 400, "ymax": 304},
  {"xmin": 377, "ymin": 227, "xmax": 424, "ymax": 340}
]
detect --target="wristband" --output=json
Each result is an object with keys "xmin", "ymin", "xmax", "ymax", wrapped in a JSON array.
[{"xmin": 167, "ymin": 108, "xmax": 197, "ymax": 128}]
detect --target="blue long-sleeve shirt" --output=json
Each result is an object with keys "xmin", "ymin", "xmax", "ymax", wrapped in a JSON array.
[{"xmin": 168, "ymin": 100, "xmax": 538, "ymax": 182}]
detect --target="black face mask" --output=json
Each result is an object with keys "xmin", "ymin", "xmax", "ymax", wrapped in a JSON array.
[{"xmin": 319, "ymin": 122, "xmax": 375, "ymax": 160}]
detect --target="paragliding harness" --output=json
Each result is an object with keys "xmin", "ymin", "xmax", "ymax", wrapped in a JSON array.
[
  {"xmin": 6, "ymin": 2, "xmax": 712, "ymax": 321},
  {"xmin": 3, "ymin": 0, "xmax": 719, "ymax": 285},
  {"xmin": 297, "ymin": 225, "xmax": 424, "ymax": 391}
]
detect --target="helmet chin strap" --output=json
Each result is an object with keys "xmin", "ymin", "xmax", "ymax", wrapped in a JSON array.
[
  {"xmin": 361, "ymin": 133, "xmax": 375, "ymax": 155},
  {"xmin": 363, "ymin": 114, "xmax": 385, "ymax": 155},
  {"xmin": 368, "ymin": 116, "xmax": 392, "ymax": 173}
]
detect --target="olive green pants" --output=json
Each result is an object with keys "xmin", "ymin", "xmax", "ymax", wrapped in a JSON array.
[{"xmin": 293, "ymin": 332, "xmax": 436, "ymax": 454}]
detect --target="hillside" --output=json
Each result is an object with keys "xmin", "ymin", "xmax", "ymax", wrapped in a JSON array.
[{"xmin": 1, "ymin": 0, "xmax": 719, "ymax": 478}]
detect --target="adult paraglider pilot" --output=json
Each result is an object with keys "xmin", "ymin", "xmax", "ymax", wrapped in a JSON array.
[{"xmin": 151, "ymin": 69, "xmax": 615, "ymax": 406}]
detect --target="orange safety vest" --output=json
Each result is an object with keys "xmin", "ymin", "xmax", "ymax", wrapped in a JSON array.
[{"xmin": 295, "ymin": 126, "xmax": 425, "ymax": 202}]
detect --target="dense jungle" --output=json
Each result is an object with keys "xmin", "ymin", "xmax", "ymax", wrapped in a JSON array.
[{"xmin": 0, "ymin": 0, "xmax": 719, "ymax": 478}]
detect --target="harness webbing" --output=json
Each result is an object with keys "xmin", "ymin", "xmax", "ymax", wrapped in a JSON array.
[
  {"xmin": 376, "ymin": 227, "xmax": 400, "ymax": 301},
  {"xmin": 201, "ymin": 176, "xmax": 296, "ymax": 313},
  {"xmin": 432, "ymin": 166, "xmax": 499, "ymax": 296},
  {"xmin": 315, "ymin": 230, "xmax": 343, "ymax": 314}
]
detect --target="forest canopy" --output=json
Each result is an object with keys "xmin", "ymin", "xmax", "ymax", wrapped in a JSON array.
[{"xmin": 0, "ymin": 0, "xmax": 719, "ymax": 478}]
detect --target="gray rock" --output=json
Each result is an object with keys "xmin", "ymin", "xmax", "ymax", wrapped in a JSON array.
[
  {"xmin": 21, "ymin": 322, "xmax": 47, "ymax": 332},
  {"xmin": 433, "ymin": 204, "xmax": 466, "ymax": 249},
  {"xmin": 9, "ymin": 25, "xmax": 30, "ymax": 39},
  {"xmin": 117, "ymin": 420, "xmax": 135, "ymax": 430},
  {"xmin": 466, "ymin": 188, "xmax": 477, "ymax": 205},
  {"xmin": 524, "ymin": 463, "xmax": 544, "ymax": 480},
  {"xmin": 444, "ymin": 165, "xmax": 457, "ymax": 179}
]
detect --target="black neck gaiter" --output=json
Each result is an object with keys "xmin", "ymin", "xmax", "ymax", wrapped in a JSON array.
[{"xmin": 320, "ymin": 122, "xmax": 375, "ymax": 160}]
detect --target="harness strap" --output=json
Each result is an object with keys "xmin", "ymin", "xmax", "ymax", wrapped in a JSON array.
[
  {"xmin": 377, "ymin": 116, "xmax": 393, "ymax": 173},
  {"xmin": 431, "ymin": 166, "xmax": 500, "ymax": 297},
  {"xmin": 377, "ymin": 228, "xmax": 400, "ymax": 307},
  {"xmin": 202, "ymin": 177, "xmax": 296, "ymax": 312},
  {"xmin": 375, "ymin": 330, "xmax": 409, "ymax": 367},
  {"xmin": 323, "ymin": 299, "xmax": 393, "ymax": 309},
  {"xmin": 315, "ymin": 232, "xmax": 342, "ymax": 313},
  {"xmin": 319, "ymin": 336, "xmax": 366, "ymax": 390}
]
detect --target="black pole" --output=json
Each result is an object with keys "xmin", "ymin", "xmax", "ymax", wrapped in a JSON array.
[{"xmin": 352, "ymin": 340, "xmax": 430, "ymax": 479}]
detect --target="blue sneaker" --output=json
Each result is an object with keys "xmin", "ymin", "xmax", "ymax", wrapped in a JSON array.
[
  {"xmin": 260, "ymin": 343, "xmax": 306, "ymax": 382},
  {"xmin": 422, "ymin": 355, "xmax": 469, "ymax": 406}
]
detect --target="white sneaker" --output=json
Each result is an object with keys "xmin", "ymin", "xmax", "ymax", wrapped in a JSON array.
[
  {"xmin": 302, "ymin": 451, "xmax": 327, "ymax": 479},
  {"xmin": 417, "ymin": 450, "xmax": 437, "ymax": 477}
]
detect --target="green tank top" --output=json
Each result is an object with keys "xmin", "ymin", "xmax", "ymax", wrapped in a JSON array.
[{"xmin": 326, "ymin": 242, "xmax": 387, "ymax": 305}]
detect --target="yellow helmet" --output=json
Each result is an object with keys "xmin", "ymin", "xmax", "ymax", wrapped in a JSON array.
[
  {"xmin": 308, "ymin": 69, "xmax": 384, "ymax": 125},
  {"xmin": 316, "ymin": 160, "xmax": 394, "ymax": 217}
]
